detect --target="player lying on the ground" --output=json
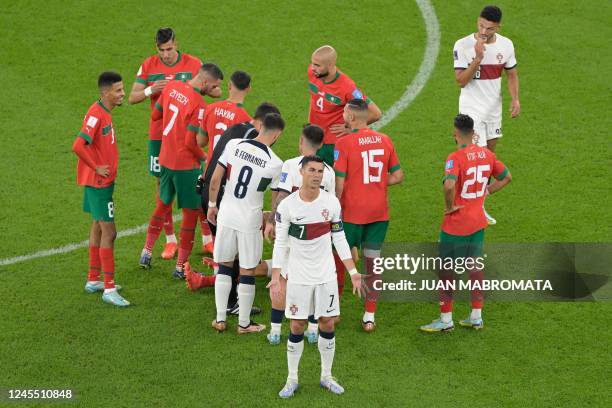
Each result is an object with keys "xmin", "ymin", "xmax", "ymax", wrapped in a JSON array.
[{"xmin": 268, "ymin": 155, "xmax": 366, "ymax": 398}]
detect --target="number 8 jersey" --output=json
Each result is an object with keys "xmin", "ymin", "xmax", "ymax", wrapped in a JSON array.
[
  {"xmin": 442, "ymin": 144, "xmax": 508, "ymax": 236},
  {"xmin": 217, "ymin": 138, "xmax": 283, "ymax": 232}
]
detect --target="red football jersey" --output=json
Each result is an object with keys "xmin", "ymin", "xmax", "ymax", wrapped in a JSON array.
[
  {"xmin": 135, "ymin": 52, "xmax": 202, "ymax": 141},
  {"xmin": 307, "ymin": 66, "xmax": 370, "ymax": 145},
  {"xmin": 202, "ymin": 100, "xmax": 251, "ymax": 165},
  {"xmin": 334, "ymin": 128, "xmax": 400, "ymax": 224},
  {"xmin": 441, "ymin": 144, "xmax": 508, "ymax": 236},
  {"xmin": 154, "ymin": 80, "xmax": 206, "ymax": 171},
  {"xmin": 75, "ymin": 101, "xmax": 118, "ymax": 188}
]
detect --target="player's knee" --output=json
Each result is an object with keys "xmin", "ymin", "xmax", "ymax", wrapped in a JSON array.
[
  {"xmin": 290, "ymin": 319, "xmax": 307, "ymax": 335},
  {"xmin": 318, "ymin": 317, "xmax": 335, "ymax": 332},
  {"xmin": 99, "ymin": 221, "xmax": 117, "ymax": 241}
]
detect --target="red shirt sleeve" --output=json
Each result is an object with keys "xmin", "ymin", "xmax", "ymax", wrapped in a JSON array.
[
  {"xmin": 333, "ymin": 139, "xmax": 348, "ymax": 177},
  {"xmin": 78, "ymin": 110, "xmax": 101, "ymax": 145},
  {"xmin": 443, "ymin": 153, "xmax": 459, "ymax": 181},
  {"xmin": 151, "ymin": 91, "xmax": 164, "ymax": 121}
]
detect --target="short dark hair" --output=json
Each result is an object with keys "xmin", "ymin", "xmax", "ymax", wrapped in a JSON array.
[
  {"xmin": 454, "ymin": 114, "xmax": 474, "ymax": 134},
  {"xmin": 156, "ymin": 27, "xmax": 175, "ymax": 45},
  {"xmin": 262, "ymin": 113, "xmax": 285, "ymax": 132},
  {"xmin": 300, "ymin": 155, "xmax": 324, "ymax": 168},
  {"xmin": 302, "ymin": 124, "xmax": 324, "ymax": 146},
  {"xmin": 253, "ymin": 102, "xmax": 280, "ymax": 121},
  {"xmin": 346, "ymin": 98, "xmax": 368, "ymax": 112},
  {"xmin": 200, "ymin": 63, "xmax": 224, "ymax": 80},
  {"xmin": 230, "ymin": 71, "xmax": 251, "ymax": 91},
  {"xmin": 480, "ymin": 5, "xmax": 502, "ymax": 23},
  {"xmin": 98, "ymin": 71, "xmax": 122, "ymax": 89}
]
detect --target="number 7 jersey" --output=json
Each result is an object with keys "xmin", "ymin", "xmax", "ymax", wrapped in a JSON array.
[
  {"xmin": 441, "ymin": 144, "xmax": 508, "ymax": 235},
  {"xmin": 217, "ymin": 138, "xmax": 283, "ymax": 232},
  {"xmin": 334, "ymin": 128, "xmax": 401, "ymax": 224}
]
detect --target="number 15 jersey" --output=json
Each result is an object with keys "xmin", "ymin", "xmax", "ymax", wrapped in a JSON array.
[{"xmin": 217, "ymin": 138, "xmax": 283, "ymax": 232}]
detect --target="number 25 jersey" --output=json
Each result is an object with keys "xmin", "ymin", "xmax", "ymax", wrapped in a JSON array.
[{"xmin": 217, "ymin": 138, "xmax": 283, "ymax": 232}]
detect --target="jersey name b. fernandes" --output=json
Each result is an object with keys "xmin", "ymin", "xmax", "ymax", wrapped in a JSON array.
[
  {"xmin": 76, "ymin": 101, "xmax": 118, "ymax": 188},
  {"xmin": 334, "ymin": 128, "xmax": 400, "ymax": 224},
  {"xmin": 217, "ymin": 138, "xmax": 283, "ymax": 232},
  {"xmin": 155, "ymin": 80, "xmax": 205, "ymax": 170},
  {"xmin": 441, "ymin": 144, "xmax": 508, "ymax": 235},
  {"xmin": 135, "ymin": 52, "xmax": 202, "ymax": 140},
  {"xmin": 307, "ymin": 66, "xmax": 370, "ymax": 145}
]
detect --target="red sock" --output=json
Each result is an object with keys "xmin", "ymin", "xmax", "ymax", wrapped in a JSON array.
[
  {"xmin": 88, "ymin": 246, "xmax": 101, "ymax": 281},
  {"xmin": 364, "ymin": 256, "xmax": 379, "ymax": 313},
  {"xmin": 176, "ymin": 208, "xmax": 199, "ymax": 270},
  {"xmin": 163, "ymin": 207, "xmax": 175, "ymax": 236},
  {"xmin": 439, "ymin": 271, "xmax": 454, "ymax": 313},
  {"xmin": 334, "ymin": 252, "xmax": 346, "ymax": 297},
  {"xmin": 470, "ymin": 268, "xmax": 484, "ymax": 309},
  {"xmin": 145, "ymin": 200, "xmax": 172, "ymax": 253},
  {"xmin": 202, "ymin": 275, "xmax": 216, "ymax": 287},
  {"xmin": 99, "ymin": 247, "xmax": 115, "ymax": 290}
]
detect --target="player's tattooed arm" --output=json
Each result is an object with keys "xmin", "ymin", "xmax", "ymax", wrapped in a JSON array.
[{"xmin": 269, "ymin": 191, "xmax": 289, "ymax": 226}]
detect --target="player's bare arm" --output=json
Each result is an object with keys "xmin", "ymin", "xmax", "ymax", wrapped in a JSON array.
[
  {"xmin": 207, "ymin": 164, "xmax": 225, "ymax": 225},
  {"xmin": 196, "ymin": 130, "xmax": 208, "ymax": 148},
  {"xmin": 265, "ymin": 190, "xmax": 289, "ymax": 239},
  {"xmin": 266, "ymin": 267, "xmax": 283, "ymax": 301},
  {"xmin": 443, "ymin": 178, "xmax": 463, "ymax": 214},
  {"xmin": 387, "ymin": 168, "xmax": 405, "ymax": 185},
  {"xmin": 332, "ymin": 227, "xmax": 366, "ymax": 298},
  {"xmin": 506, "ymin": 68, "xmax": 520, "ymax": 117},
  {"xmin": 366, "ymin": 100, "xmax": 382, "ymax": 124},
  {"xmin": 128, "ymin": 79, "xmax": 169, "ymax": 105},
  {"xmin": 334, "ymin": 176, "xmax": 345, "ymax": 199},
  {"xmin": 487, "ymin": 171, "xmax": 512, "ymax": 194}
]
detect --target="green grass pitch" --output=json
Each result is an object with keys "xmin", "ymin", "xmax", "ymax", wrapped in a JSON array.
[{"xmin": 1, "ymin": 0, "xmax": 610, "ymax": 406}]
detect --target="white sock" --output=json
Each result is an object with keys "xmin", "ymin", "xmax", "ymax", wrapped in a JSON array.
[
  {"xmin": 307, "ymin": 322, "xmax": 318, "ymax": 333},
  {"xmin": 165, "ymin": 234, "xmax": 177, "ymax": 244},
  {"xmin": 238, "ymin": 283, "xmax": 256, "ymax": 327},
  {"xmin": 441, "ymin": 312, "xmax": 453, "ymax": 323},
  {"xmin": 214, "ymin": 274, "xmax": 232, "ymax": 322},
  {"xmin": 471, "ymin": 308, "xmax": 482, "ymax": 320},
  {"xmin": 362, "ymin": 311, "xmax": 375, "ymax": 323},
  {"xmin": 318, "ymin": 333, "xmax": 336, "ymax": 380},
  {"xmin": 271, "ymin": 323, "xmax": 282, "ymax": 336},
  {"xmin": 287, "ymin": 338, "xmax": 304, "ymax": 383},
  {"xmin": 103, "ymin": 288, "xmax": 117, "ymax": 294},
  {"xmin": 141, "ymin": 248, "xmax": 152, "ymax": 256},
  {"xmin": 265, "ymin": 259, "xmax": 272, "ymax": 278},
  {"xmin": 202, "ymin": 234, "xmax": 212, "ymax": 245},
  {"xmin": 87, "ymin": 280, "xmax": 101, "ymax": 285}
]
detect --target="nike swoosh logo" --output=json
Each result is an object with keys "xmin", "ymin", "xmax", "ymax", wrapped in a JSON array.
[
  {"xmin": 326, "ymin": 309, "xmax": 335, "ymax": 313},
  {"xmin": 296, "ymin": 217, "xmax": 306, "ymax": 221}
]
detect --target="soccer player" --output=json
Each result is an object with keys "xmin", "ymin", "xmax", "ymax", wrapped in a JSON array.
[
  {"xmin": 129, "ymin": 27, "xmax": 210, "ymax": 260},
  {"xmin": 72, "ymin": 72, "xmax": 130, "ymax": 307},
  {"xmin": 334, "ymin": 99, "xmax": 404, "ymax": 332},
  {"xmin": 208, "ymin": 113, "xmax": 285, "ymax": 334},
  {"xmin": 420, "ymin": 114, "xmax": 511, "ymax": 333},
  {"xmin": 453, "ymin": 5, "xmax": 519, "ymax": 223},
  {"xmin": 198, "ymin": 70, "xmax": 252, "ymax": 254},
  {"xmin": 264, "ymin": 124, "xmax": 335, "ymax": 345},
  {"xmin": 140, "ymin": 63, "xmax": 224, "ymax": 279},
  {"xmin": 268, "ymin": 155, "xmax": 365, "ymax": 398},
  {"xmin": 308, "ymin": 45, "xmax": 382, "ymax": 166}
]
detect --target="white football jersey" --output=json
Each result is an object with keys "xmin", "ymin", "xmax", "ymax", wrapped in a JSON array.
[
  {"xmin": 277, "ymin": 156, "xmax": 335, "ymax": 194},
  {"xmin": 454, "ymin": 33, "xmax": 517, "ymax": 121},
  {"xmin": 272, "ymin": 190, "xmax": 344, "ymax": 285},
  {"xmin": 217, "ymin": 138, "xmax": 283, "ymax": 232}
]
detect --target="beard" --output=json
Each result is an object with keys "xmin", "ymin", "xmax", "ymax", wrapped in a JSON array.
[{"xmin": 314, "ymin": 69, "xmax": 329, "ymax": 78}]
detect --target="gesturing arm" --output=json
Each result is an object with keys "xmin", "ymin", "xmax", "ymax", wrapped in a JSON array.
[
  {"xmin": 267, "ymin": 202, "xmax": 291, "ymax": 301},
  {"xmin": 506, "ymin": 68, "xmax": 520, "ymax": 117},
  {"xmin": 72, "ymin": 138, "xmax": 109, "ymax": 178},
  {"xmin": 206, "ymin": 164, "xmax": 226, "ymax": 225}
]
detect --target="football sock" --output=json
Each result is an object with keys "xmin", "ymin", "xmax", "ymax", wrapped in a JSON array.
[
  {"xmin": 287, "ymin": 332, "xmax": 304, "ymax": 383},
  {"xmin": 144, "ymin": 200, "xmax": 172, "ymax": 253},
  {"xmin": 471, "ymin": 308, "xmax": 482, "ymax": 320},
  {"xmin": 441, "ymin": 312, "xmax": 453, "ymax": 324},
  {"xmin": 318, "ymin": 330, "xmax": 336, "ymax": 380},
  {"xmin": 165, "ymin": 234, "xmax": 177, "ymax": 244},
  {"xmin": 470, "ymin": 268, "xmax": 484, "ymax": 311},
  {"xmin": 176, "ymin": 208, "xmax": 199, "ymax": 271},
  {"xmin": 201, "ymin": 215, "xmax": 213, "ymax": 245},
  {"xmin": 364, "ymin": 253, "xmax": 380, "ymax": 313},
  {"xmin": 238, "ymin": 275, "xmax": 256, "ymax": 327},
  {"xmin": 99, "ymin": 247, "xmax": 115, "ymax": 290},
  {"xmin": 363, "ymin": 311, "xmax": 375, "ymax": 323},
  {"xmin": 333, "ymin": 252, "xmax": 345, "ymax": 297},
  {"xmin": 88, "ymin": 246, "xmax": 101, "ymax": 281},
  {"xmin": 270, "ymin": 308, "xmax": 283, "ymax": 335},
  {"xmin": 163, "ymin": 207, "xmax": 175, "ymax": 238},
  {"xmin": 214, "ymin": 265, "xmax": 234, "ymax": 322}
]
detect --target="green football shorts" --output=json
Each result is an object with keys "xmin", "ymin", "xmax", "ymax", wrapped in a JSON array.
[
  {"xmin": 343, "ymin": 221, "xmax": 389, "ymax": 251},
  {"xmin": 148, "ymin": 139, "xmax": 162, "ymax": 177},
  {"xmin": 438, "ymin": 229, "xmax": 485, "ymax": 259},
  {"xmin": 83, "ymin": 184, "xmax": 115, "ymax": 222},
  {"xmin": 159, "ymin": 166, "xmax": 201, "ymax": 209}
]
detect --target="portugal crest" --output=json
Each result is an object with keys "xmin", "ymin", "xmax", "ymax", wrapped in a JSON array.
[
  {"xmin": 496, "ymin": 52, "xmax": 503, "ymax": 63},
  {"xmin": 289, "ymin": 304, "xmax": 298, "ymax": 315}
]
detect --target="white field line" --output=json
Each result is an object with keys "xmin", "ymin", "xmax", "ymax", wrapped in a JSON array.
[{"xmin": 0, "ymin": 0, "xmax": 440, "ymax": 267}]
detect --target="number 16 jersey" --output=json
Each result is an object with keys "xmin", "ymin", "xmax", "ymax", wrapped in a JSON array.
[{"xmin": 217, "ymin": 138, "xmax": 283, "ymax": 232}]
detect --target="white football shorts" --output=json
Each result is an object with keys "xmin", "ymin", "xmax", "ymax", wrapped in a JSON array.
[
  {"xmin": 285, "ymin": 280, "xmax": 340, "ymax": 320},
  {"xmin": 213, "ymin": 225, "xmax": 262, "ymax": 269}
]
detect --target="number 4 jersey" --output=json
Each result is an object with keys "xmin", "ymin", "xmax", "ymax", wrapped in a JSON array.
[
  {"xmin": 441, "ymin": 144, "xmax": 509, "ymax": 236},
  {"xmin": 217, "ymin": 138, "xmax": 283, "ymax": 232},
  {"xmin": 334, "ymin": 128, "xmax": 401, "ymax": 224}
]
